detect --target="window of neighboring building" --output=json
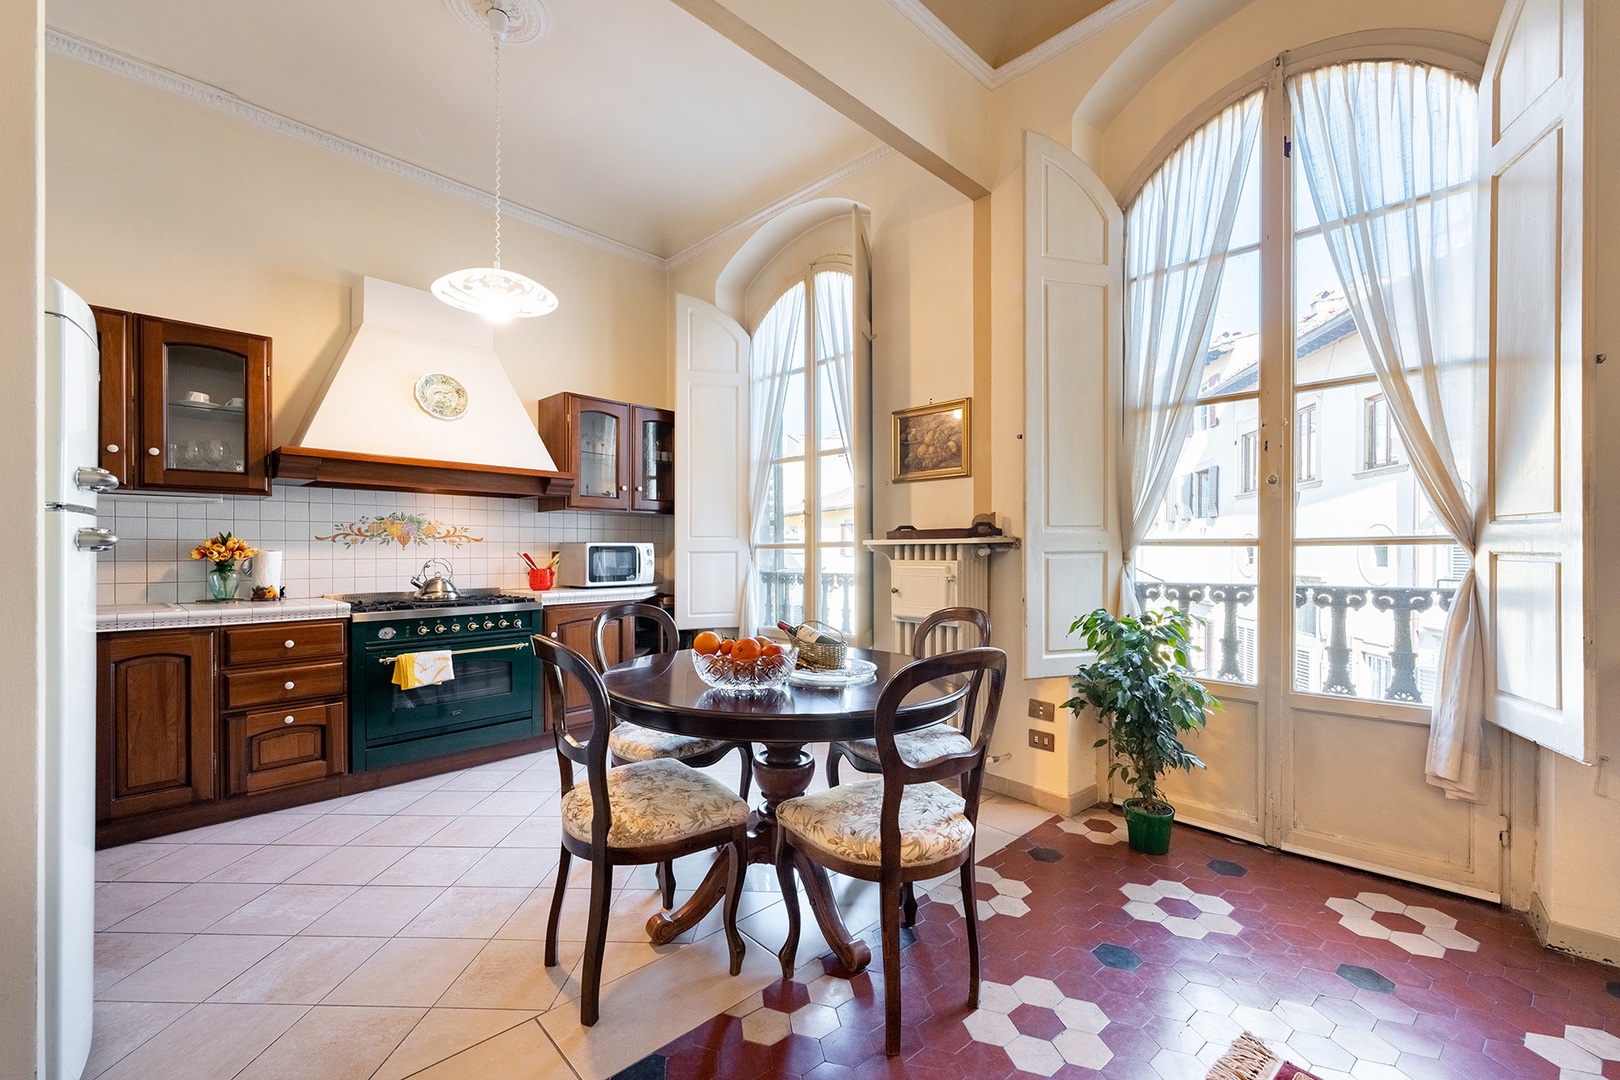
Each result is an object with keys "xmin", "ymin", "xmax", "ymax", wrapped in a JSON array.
[
  {"xmin": 1239, "ymin": 430, "xmax": 1260, "ymax": 494},
  {"xmin": 1296, "ymin": 402, "xmax": 1319, "ymax": 481},
  {"xmin": 1363, "ymin": 394, "xmax": 1398, "ymax": 468}
]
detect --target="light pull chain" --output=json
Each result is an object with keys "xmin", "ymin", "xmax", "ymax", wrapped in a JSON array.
[{"xmin": 491, "ymin": 12, "xmax": 503, "ymax": 272}]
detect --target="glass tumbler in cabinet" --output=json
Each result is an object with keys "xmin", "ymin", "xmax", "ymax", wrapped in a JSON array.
[
  {"xmin": 136, "ymin": 317, "xmax": 271, "ymax": 495},
  {"xmin": 631, "ymin": 405, "xmax": 674, "ymax": 513}
]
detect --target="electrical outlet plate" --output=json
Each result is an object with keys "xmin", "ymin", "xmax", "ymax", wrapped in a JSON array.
[
  {"xmin": 1028, "ymin": 698, "xmax": 1055, "ymax": 722},
  {"xmin": 1028, "ymin": 728, "xmax": 1055, "ymax": 752}
]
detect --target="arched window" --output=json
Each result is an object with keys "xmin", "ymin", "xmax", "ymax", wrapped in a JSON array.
[{"xmin": 749, "ymin": 263, "xmax": 860, "ymax": 636}]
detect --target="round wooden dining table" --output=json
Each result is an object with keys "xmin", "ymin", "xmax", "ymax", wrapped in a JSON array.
[{"xmin": 601, "ymin": 647, "xmax": 964, "ymax": 976}]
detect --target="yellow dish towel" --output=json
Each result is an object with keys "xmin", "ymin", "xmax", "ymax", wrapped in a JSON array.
[{"xmin": 391, "ymin": 650, "xmax": 456, "ymax": 690}]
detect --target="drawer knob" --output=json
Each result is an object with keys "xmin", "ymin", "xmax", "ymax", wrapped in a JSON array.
[
  {"xmin": 147, "ymin": 447, "xmax": 161, "ymax": 456},
  {"xmin": 284, "ymin": 715, "xmax": 295, "ymax": 725},
  {"xmin": 284, "ymin": 639, "xmax": 296, "ymax": 649},
  {"xmin": 106, "ymin": 443, "xmax": 119, "ymax": 454},
  {"xmin": 284, "ymin": 681, "xmax": 295, "ymax": 690}
]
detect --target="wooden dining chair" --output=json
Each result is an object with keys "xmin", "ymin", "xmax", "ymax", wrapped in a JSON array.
[
  {"xmin": 591, "ymin": 602, "xmax": 754, "ymax": 907},
  {"xmin": 775, "ymin": 646, "xmax": 1007, "ymax": 1057},
  {"xmin": 534, "ymin": 635, "xmax": 749, "ymax": 1027},
  {"xmin": 825, "ymin": 606, "xmax": 991, "ymax": 788}
]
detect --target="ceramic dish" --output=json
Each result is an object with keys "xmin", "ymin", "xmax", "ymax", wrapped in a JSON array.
[
  {"xmin": 415, "ymin": 373, "xmax": 470, "ymax": 420},
  {"xmin": 787, "ymin": 657, "xmax": 877, "ymax": 688}
]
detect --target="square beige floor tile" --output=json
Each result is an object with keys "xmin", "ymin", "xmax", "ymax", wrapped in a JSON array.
[
  {"xmin": 96, "ymin": 843, "xmax": 183, "ymax": 882},
  {"xmin": 370, "ymin": 846, "xmax": 487, "ymax": 887},
  {"xmin": 454, "ymin": 847, "xmax": 559, "ymax": 888},
  {"xmin": 83, "ymin": 1000, "xmax": 192, "ymax": 1079},
  {"xmin": 104, "ymin": 881, "xmax": 274, "ymax": 934},
  {"xmin": 115, "ymin": 844, "xmax": 261, "ymax": 884},
  {"xmin": 94, "ymin": 881, "xmax": 184, "ymax": 931},
  {"xmin": 407, "ymin": 1017, "xmax": 574, "ymax": 1080},
  {"xmin": 100, "ymin": 933, "xmax": 287, "ymax": 1003},
  {"xmin": 200, "ymin": 813, "xmax": 322, "ymax": 846},
  {"xmin": 284, "ymin": 845, "xmax": 408, "ymax": 886},
  {"xmin": 496, "ymin": 769, "xmax": 561, "ymax": 792},
  {"xmin": 328, "ymin": 787, "xmax": 431, "ymax": 815},
  {"xmin": 493, "ymin": 815, "xmax": 563, "ymax": 848},
  {"xmin": 371, "ymin": 1007, "xmax": 543, "ymax": 1080},
  {"xmin": 464, "ymin": 789, "xmax": 553, "ymax": 817},
  {"xmin": 209, "ymin": 935, "xmax": 386, "ymax": 1004},
  {"xmin": 422, "ymin": 814, "xmax": 527, "ymax": 847},
  {"xmin": 200, "ymin": 844, "xmax": 335, "ymax": 884},
  {"xmin": 321, "ymin": 937, "xmax": 485, "ymax": 1007},
  {"xmin": 94, "ymin": 1002, "xmax": 307, "ymax": 1080},
  {"xmin": 436, "ymin": 937, "xmax": 574, "ymax": 1012},
  {"xmin": 206, "ymin": 883, "xmax": 359, "ymax": 936},
  {"xmin": 233, "ymin": 1004, "xmax": 423, "ymax": 1080},
  {"xmin": 94, "ymin": 934, "xmax": 189, "ymax": 995},
  {"xmin": 437, "ymin": 770, "xmax": 512, "ymax": 792},
  {"xmin": 401, "ymin": 789, "xmax": 492, "ymax": 817},
  {"xmin": 399, "ymin": 886, "xmax": 531, "ymax": 939},
  {"xmin": 353, "ymin": 814, "xmax": 459, "ymax": 847},
  {"xmin": 273, "ymin": 813, "xmax": 390, "ymax": 846},
  {"xmin": 300, "ymin": 884, "xmax": 445, "ymax": 937}
]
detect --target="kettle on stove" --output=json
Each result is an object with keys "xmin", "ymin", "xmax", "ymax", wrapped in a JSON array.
[{"xmin": 410, "ymin": 558, "xmax": 461, "ymax": 601}]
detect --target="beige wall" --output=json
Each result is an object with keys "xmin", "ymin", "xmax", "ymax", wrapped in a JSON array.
[
  {"xmin": 44, "ymin": 55, "xmax": 672, "ymax": 451},
  {"xmin": 3, "ymin": 4, "xmax": 44, "ymax": 1074}
]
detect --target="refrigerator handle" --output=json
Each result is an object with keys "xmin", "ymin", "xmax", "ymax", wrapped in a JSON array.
[
  {"xmin": 73, "ymin": 527, "xmax": 118, "ymax": 553},
  {"xmin": 74, "ymin": 466, "xmax": 119, "ymax": 493}
]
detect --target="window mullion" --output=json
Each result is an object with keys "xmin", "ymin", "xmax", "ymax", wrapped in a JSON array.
[{"xmin": 802, "ymin": 271, "xmax": 820, "ymax": 625}]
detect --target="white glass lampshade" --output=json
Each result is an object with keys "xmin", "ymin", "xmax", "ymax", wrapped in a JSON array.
[{"xmin": 431, "ymin": 266, "xmax": 559, "ymax": 321}]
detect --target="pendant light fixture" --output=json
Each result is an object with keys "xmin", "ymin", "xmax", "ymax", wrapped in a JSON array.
[{"xmin": 433, "ymin": 4, "xmax": 558, "ymax": 320}]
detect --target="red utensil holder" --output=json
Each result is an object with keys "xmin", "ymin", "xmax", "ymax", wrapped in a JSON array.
[{"xmin": 528, "ymin": 567, "xmax": 554, "ymax": 591}]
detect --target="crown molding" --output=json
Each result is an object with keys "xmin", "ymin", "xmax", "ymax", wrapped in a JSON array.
[
  {"xmin": 886, "ymin": 0, "xmax": 1161, "ymax": 90},
  {"xmin": 45, "ymin": 29, "xmax": 666, "ymax": 268},
  {"xmin": 665, "ymin": 143, "xmax": 894, "ymax": 271}
]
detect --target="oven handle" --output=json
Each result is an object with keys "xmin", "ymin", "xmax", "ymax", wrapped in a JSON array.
[{"xmin": 376, "ymin": 641, "xmax": 535, "ymax": 665}]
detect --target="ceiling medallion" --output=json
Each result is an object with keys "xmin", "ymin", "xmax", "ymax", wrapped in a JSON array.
[{"xmin": 442, "ymin": 0, "xmax": 548, "ymax": 44}]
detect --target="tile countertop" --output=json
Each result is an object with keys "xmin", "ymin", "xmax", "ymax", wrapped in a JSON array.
[
  {"xmin": 97, "ymin": 597, "xmax": 352, "ymax": 633},
  {"xmin": 96, "ymin": 586, "xmax": 663, "ymax": 632}
]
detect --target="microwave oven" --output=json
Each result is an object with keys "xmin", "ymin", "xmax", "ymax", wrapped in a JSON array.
[{"xmin": 556, "ymin": 542, "xmax": 656, "ymax": 588}]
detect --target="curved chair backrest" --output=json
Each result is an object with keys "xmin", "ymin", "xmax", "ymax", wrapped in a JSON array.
[
  {"xmin": 872, "ymin": 647, "xmax": 1007, "ymax": 839},
  {"xmin": 590, "ymin": 602, "xmax": 678, "ymax": 671},
  {"xmin": 533, "ymin": 635, "xmax": 616, "ymax": 847},
  {"xmin": 912, "ymin": 606, "xmax": 992, "ymax": 659}
]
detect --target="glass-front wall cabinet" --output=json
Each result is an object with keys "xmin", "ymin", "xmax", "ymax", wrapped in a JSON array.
[
  {"xmin": 138, "ymin": 318, "xmax": 271, "ymax": 495},
  {"xmin": 536, "ymin": 392, "xmax": 674, "ymax": 514},
  {"xmin": 632, "ymin": 406, "xmax": 674, "ymax": 512}
]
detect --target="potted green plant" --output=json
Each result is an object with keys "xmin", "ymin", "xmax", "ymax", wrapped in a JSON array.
[{"xmin": 1063, "ymin": 607, "xmax": 1220, "ymax": 855}]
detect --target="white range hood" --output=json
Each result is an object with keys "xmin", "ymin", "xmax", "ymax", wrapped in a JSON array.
[{"xmin": 275, "ymin": 277, "xmax": 569, "ymax": 499}]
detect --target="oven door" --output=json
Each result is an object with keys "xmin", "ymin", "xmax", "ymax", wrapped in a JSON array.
[{"xmin": 356, "ymin": 636, "xmax": 537, "ymax": 753}]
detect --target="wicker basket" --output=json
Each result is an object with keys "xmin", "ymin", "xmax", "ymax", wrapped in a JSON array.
[{"xmin": 796, "ymin": 620, "xmax": 848, "ymax": 671}]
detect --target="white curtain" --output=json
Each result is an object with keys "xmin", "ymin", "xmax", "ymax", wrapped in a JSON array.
[
  {"xmin": 742, "ymin": 282, "xmax": 805, "ymax": 634},
  {"xmin": 1289, "ymin": 62, "xmax": 1483, "ymax": 800},
  {"xmin": 814, "ymin": 270, "xmax": 855, "ymax": 454},
  {"xmin": 1121, "ymin": 91, "xmax": 1263, "ymax": 613}
]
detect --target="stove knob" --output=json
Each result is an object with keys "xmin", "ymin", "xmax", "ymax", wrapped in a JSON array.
[
  {"xmin": 498, "ymin": 618, "xmax": 510, "ymax": 628},
  {"xmin": 483, "ymin": 619, "xmax": 495, "ymax": 629},
  {"xmin": 450, "ymin": 623, "xmax": 461, "ymax": 633},
  {"xmin": 435, "ymin": 624, "xmax": 446, "ymax": 634},
  {"xmin": 417, "ymin": 625, "xmax": 429, "ymax": 636}
]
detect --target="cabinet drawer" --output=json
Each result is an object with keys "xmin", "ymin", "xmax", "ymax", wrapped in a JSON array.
[
  {"xmin": 225, "ymin": 702, "xmax": 345, "ymax": 795},
  {"xmin": 224, "ymin": 621, "xmax": 346, "ymax": 666},
  {"xmin": 223, "ymin": 661, "xmax": 345, "ymax": 710}
]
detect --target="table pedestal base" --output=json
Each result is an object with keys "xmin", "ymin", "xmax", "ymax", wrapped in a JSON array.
[{"xmin": 644, "ymin": 743, "xmax": 872, "ymax": 976}]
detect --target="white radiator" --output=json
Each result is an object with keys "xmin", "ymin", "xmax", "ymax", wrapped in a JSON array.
[{"xmin": 865, "ymin": 538, "xmax": 1017, "ymax": 654}]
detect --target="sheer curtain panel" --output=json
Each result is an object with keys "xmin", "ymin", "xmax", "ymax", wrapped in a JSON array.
[
  {"xmin": 743, "ymin": 283, "xmax": 805, "ymax": 634},
  {"xmin": 1120, "ymin": 91, "xmax": 1263, "ymax": 613},
  {"xmin": 1289, "ymin": 62, "xmax": 1483, "ymax": 799}
]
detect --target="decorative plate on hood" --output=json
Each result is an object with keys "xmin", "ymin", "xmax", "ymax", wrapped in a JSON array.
[{"xmin": 415, "ymin": 373, "xmax": 469, "ymax": 420}]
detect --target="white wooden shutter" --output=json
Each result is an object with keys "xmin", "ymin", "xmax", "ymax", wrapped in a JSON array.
[
  {"xmin": 674, "ymin": 295, "xmax": 751, "ymax": 630},
  {"xmin": 1023, "ymin": 131, "xmax": 1123, "ymax": 678},
  {"xmin": 1478, "ymin": 0, "xmax": 1594, "ymax": 762},
  {"xmin": 851, "ymin": 207, "xmax": 875, "ymax": 647}
]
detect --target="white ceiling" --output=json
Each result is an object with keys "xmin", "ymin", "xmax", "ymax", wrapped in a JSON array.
[{"xmin": 45, "ymin": 0, "xmax": 883, "ymax": 259}]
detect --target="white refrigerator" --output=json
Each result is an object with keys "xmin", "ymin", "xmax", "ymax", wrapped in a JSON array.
[{"xmin": 43, "ymin": 280, "xmax": 118, "ymax": 1080}]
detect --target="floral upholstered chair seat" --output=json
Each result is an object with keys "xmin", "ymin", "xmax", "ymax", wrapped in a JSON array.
[
  {"xmin": 839, "ymin": 724, "xmax": 974, "ymax": 768},
  {"xmin": 561, "ymin": 757, "xmax": 750, "ymax": 849},
  {"xmin": 608, "ymin": 722, "xmax": 730, "ymax": 763},
  {"xmin": 777, "ymin": 779, "xmax": 974, "ymax": 868}
]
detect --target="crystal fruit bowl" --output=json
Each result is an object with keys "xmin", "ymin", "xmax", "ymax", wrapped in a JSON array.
[{"xmin": 692, "ymin": 646, "xmax": 799, "ymax": 693}]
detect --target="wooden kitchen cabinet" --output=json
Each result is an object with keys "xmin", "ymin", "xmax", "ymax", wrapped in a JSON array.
[
  {"xmin": 541, "ymin": 600, "xmax": 635, "ymax": 734},
  {"xmin": 97, "ymin": 628, "xmax": 217, "ymax": 821},
  {"xmin": 220, "ymin": 620, "xmax": 348, "ymax": 795},
  {"xmin": 537, "ymin": 392, "xmax": 674, "ymax": 514},
  {"xmin": 90, "ymin": 305, "xmax": 273, "ymax": 497}
]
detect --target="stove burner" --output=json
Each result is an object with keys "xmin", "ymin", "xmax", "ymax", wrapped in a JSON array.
[{"xmin": 328, "ymin": 589, "xmax": 544, "ymax": 622}]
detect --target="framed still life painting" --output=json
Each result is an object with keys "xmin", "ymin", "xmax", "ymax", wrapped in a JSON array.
[{"xmin": 892, "ymin": 398, "xmax": 971, "ymax": 482}]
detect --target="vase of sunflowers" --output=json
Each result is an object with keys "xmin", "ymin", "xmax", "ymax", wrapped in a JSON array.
[{"xmin": 190, "ymin": 532, "xmax": 257, "ymax": 601}]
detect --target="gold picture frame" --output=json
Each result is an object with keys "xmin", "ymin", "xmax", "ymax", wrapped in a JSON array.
[{"xmin": 892, "ymin": 398, "xmax": 971, "ymax": 482}]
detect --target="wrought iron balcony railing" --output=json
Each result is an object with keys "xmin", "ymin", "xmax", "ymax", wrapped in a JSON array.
[
  {"xmin": 760, "ymin": 570, "xmax": 855, "ymax": 634},
  {"xmin": 1135, "ymin": 581, "xmax": 1456, "ymax": 703}
]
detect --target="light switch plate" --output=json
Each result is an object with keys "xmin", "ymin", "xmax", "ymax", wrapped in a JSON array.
[
  {"xmin": 1028, "ymin": 728, "xmax": 1055, "ymax": 752},
  {"xmin": 1028, "ymin": 698, "xmax": 1055, "ymax": 722}
]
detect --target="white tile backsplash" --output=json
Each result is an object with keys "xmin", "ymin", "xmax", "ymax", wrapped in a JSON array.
[{"xmin": 97, "ymin": 486, "xmax": 672, "ymax": 605}]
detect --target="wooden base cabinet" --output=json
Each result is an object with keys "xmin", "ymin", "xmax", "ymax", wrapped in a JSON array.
[
  {"xmin": 219, "ymin": 620, "xmax": 348, "ymax": 794},
  {"xmin": 541, "ymin": 600, "xmax": 634, "ymax": 734},
  {"xmin": 97, "ymin": 629, "xmax": 217, "ymax": 821},
  {"xmin": 226, "ymin": 703, "xmax": 346, "ymax": 795}
]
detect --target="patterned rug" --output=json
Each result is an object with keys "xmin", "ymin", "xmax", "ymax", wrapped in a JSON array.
[{"xmin": 1205, "ymin": 1032, "xmax": 1323, "ymax": 1079}]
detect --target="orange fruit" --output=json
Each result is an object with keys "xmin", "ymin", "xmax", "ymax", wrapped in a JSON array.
[
  {"xmin": 761, "ymin": 642, "xmax": 784, "ymax": 658},
  {"xmin": 731, "ymin": 638, "xmax": 762, "ymax": 661},
  {"xmin": 692, "ymin": 631, "xmax": 721, "ymax": 656},
  {"xmin": 718, "ymin": 638, "xmax": 735, "ymax": 656}
]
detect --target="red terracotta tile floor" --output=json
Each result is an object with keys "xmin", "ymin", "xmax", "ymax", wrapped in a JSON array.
[{"xmin": 621, "ymin": 812, "xmax": 1620, "ymax": 1080}]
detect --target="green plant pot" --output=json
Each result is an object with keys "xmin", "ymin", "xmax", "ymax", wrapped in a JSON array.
[{"xmin": 1122, "ymin": 799, "xmax": 1175, "ymax": 855}]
